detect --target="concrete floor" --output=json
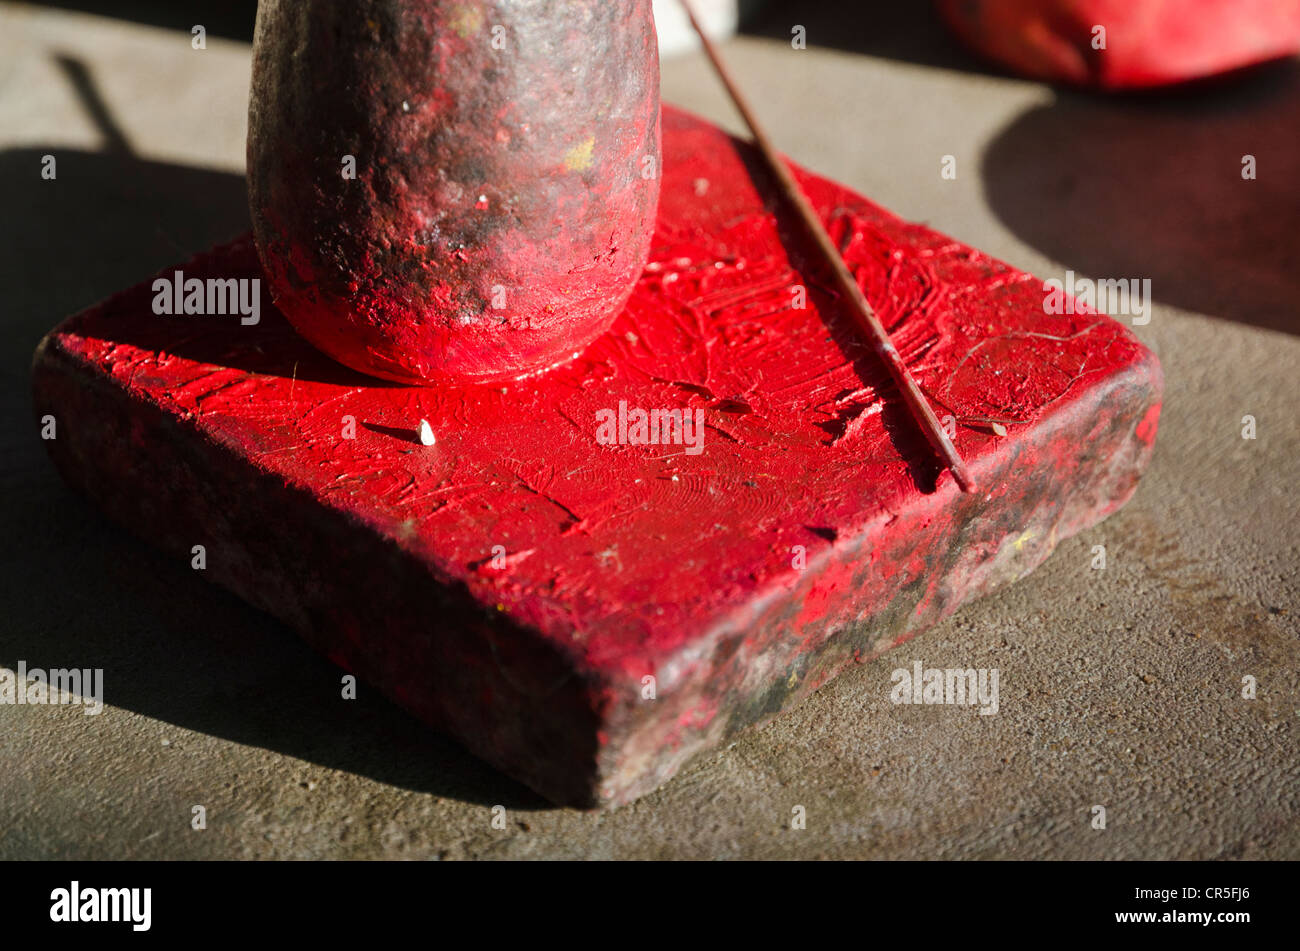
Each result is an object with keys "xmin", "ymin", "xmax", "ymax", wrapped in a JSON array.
[{"xmin": 1, "ymin": 2, "xmax": 1295, "ymax": 859}]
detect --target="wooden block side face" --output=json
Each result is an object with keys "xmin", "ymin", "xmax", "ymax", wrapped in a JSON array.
[
  {"xmin": 32, "ymin": 337, "xmax": 612, "ymax": 807},
  {"xmin": 32, "ymin": 107, "xmax": 1162, "ymax": 807},
  {"xmin": 595, "ymin": 359, "xmax": 1160, "ymax": 805}
]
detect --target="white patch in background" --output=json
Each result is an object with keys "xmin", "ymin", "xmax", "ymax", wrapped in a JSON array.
[{"xmin": 654, "ymin": 0, "xmax": 768, "ymax": 58}]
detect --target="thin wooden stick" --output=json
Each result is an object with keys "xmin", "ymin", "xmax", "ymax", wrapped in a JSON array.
[{"xmin": 678, "ymin": 1, "xmax": 976, "ymax": 493}]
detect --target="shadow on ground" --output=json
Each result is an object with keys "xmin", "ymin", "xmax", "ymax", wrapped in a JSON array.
[
  {"xmin": 742, "ymin": 0, "xmax": 994, "ymax": 76},
  {"xmin": 27, "ymin": 0, "xmax": 257, "ymax": 41},
  {"xmin": 982, "ymin": 60, "xmax": 1300, "ymax": 337},
  {"xmin": 0, "ymin": 55, "xmax": 547, "ymax": 810},
  {"xmin": 748, "ymin": 2, "xmax": 1298, "ymax": 336},
  {"xmin": 39, "ymin": 0, "xmax": 981, "ymax": 73}
]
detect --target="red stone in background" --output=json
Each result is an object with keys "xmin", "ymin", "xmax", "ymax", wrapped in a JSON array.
[
  {"xmin": 33, "ymin": 107, "xmax": 1162, "ymax": 807},
  {"xmin": 937, "ymin": 0, "xmax": 1300, "ymax": 90}
]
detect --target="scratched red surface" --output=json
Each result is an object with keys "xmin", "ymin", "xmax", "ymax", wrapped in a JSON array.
[{"xmin": 35, "ymin": 107, "xmax": 1162, "ymax": 806}]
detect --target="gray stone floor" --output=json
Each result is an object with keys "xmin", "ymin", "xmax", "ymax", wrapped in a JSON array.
[{"xmin": 0, "ymin": 2, "xmax": 1295, "ymax": 859}]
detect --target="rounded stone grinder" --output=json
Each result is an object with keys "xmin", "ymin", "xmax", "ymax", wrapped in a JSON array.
[{"xmin": 248, "ymin": 0, "xmax": 662, "ymax": 384}]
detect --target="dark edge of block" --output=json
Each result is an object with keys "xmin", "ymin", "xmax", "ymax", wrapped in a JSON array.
[{"xmin": 32, "ymin": 330, "xmax": 613, "ymax": 809}]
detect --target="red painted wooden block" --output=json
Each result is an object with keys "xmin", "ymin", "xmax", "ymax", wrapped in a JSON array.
[{"xmin": 32, "ymin": 107, "xmax": 1162, "ymax": 807}]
